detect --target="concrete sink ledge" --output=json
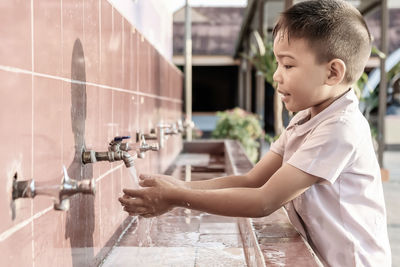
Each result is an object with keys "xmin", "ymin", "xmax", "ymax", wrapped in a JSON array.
[
  {"xmin": 183, "ymin": 140, "xmax": 320, "ymax": 266},
  {"xmin": 102, "ymin": 140, "xmax": 320, "ymax": 266}
]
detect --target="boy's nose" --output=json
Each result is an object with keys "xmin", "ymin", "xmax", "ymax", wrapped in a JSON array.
[{"xmin": 273, "ymin": 68, "xmax": 282, "ymax": 84}]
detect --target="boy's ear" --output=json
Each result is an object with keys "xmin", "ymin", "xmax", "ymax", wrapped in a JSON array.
[{"xmin": 325, "ymin": 59, "xmax": 346, "ymax": 86}]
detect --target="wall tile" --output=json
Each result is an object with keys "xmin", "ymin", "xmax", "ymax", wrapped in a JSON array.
[
  {"xmin": 97, "ymin": 88, "xmax": 113, "ymax": 175},
  {"xmin": 131, "ymin": 30, "xmax": 139, "ymax": 92},
  {"xmin": 0, "ymin": 71, "xmax": 32, "ymax": 233},
  {"xmin": 83, "ymin": 0, "xmax": 100, "ymax": 84},
  {"xmin": 34, "ymin": 0, "xmax": 62, "ymax": 76},
  {"xmin": 160, "ymin": 57, "xmax": 168, "ymax": 97},
  {"xmin": 62, "ymin": 0, "xmax": 84, "ymax": 80},
  {"xmin": 100, "ymin": 0, "xmax": 112, "ymax": 87},
  {"xmin": 91, "ymin": 172, "xmax": 103, "ymax": 258},
  {"xmin": 0, "ymin": 2, "xmax": 183, "ymax": 266},
  {"xmin": 138, "ymin": 34, "xmax": 148, "ymax": 93},
  {"xmin": 33, "ymin": 76, "xmax": 63, "ymax": 213},
  {"xmin": 112, "ymin": 91, "xmax": 131, "ymax": 138},
  {"xmin": 0, "ymin": 221, "xmax": 33, "ymax": 266},
  {"xmin": 0, "ymin": 0, "xmax": 31, "ymax": 70},
  {"xmin": 111, "ymin": 10, "xmax": 123, "ymax": 89},
  {"xmin": 99, "ymin": 172, "xmax": 123, "ymax": 247},
  {"xmin": 153, "ymin": 49, "xmax": 162, "ymax": 96},
  {"xmin": 122, "ymin": 20, "xmax": 132, "ymax": 91},
  {"xmin": 100, "ymin": 4, "xmax": 122, "ymax": 88},
  {"xmin": 33, "ymin": 210, "xmax": 67, "ymax": 267},
  {"xmin": 149, "ymin": 46, "xmax": 155, "ymax": 95}
]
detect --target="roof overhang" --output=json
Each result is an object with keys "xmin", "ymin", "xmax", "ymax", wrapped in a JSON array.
[
  {"xmin": 173, "ymin": 55, "xmax": 240, "ymax": 66},
  {"xmin": 234, "ymin": 0, "xmax": 382, "ymax": 58}
]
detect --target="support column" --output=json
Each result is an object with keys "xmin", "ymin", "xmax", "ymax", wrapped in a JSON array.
[
  {"xmin": 378, "ymin": 0, "xmax": 388, "ymax": 166},
  {"xmin": 245, "ymin": 58, "xmax": 252, "ymax": 112},
  {"xmin": 238, "ymin": 60, "xmax": 245, "ymax": 109},
  {"xmin": 256, "ymin": 0, "xmax": 265, "ymax": 123},
  {"xmin": 184, "ymin": 0, "xmax": 192, "ymax": 141}
]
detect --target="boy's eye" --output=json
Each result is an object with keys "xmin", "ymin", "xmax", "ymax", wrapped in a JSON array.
[{"xmin": 284, "ymin": 65, "xmax": 293, "ymax": 69}]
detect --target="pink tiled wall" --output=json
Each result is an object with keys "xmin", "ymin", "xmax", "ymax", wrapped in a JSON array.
[{"xmin": 0, "ymin": 1, "xmax": 183, "ymax": 266}]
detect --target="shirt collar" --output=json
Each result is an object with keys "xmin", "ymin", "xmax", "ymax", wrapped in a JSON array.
[{"xmin": 286, "ymin": 89, "xmax": 359, "ymax": 136}]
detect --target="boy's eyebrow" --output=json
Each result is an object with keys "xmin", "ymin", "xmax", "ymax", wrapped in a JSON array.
[{"xmin": 276, "ymin": 54, "xmax": 296, "ymax": 60}]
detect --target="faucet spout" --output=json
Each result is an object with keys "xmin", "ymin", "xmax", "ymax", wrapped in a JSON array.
[
  {"xmin": 81, "ymin": 136, "xmax": 136, "ymax": 168},
  {"xmin": 82, "ymin": 150, "xmax": 136, "ymax": 168},
  {"xmin": 12, "ymin": 166, "xmax": 96, "ymax": 211},
  {"xmin": 121, "ymin": 150, "xmax": 136, "ymax": 168}
]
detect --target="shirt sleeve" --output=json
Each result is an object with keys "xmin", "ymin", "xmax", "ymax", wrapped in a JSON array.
[
  {"xmin": 270, "ymin": 130, "xmax": 287, "ymax": 157},
  {"xmin": 287, "ymin": 119, "xmax": 356, "ymax": 184}
]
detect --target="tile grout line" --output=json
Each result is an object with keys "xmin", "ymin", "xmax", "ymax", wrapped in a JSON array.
[
  {"xmin": 60, "ymin": 0, "xmax": 64, "ymax": 262},
  {"xmin": 0, "ymin": 206, "xmax": 53, "ymax": 243},
  {"xmin": 31, "ymin": 0, "xmax": 35, "ymax": 265},
  {"xmin": 0, "ymin": 65, "xmax": 183, "ymax": 104},
  {"xmin": 111, "ymin": 5, "xmax": 115, "ymax": 198},
  {"xmin": 121, "ymin": 17, "xmax": 124, "ymax": 202},
  {"xmin": 95, "ymin": 163, "xmax": 123, "ymax": 183},
  {"xmin": 98, "ymin": 0, "xmax": 102, "ymax": 247}
]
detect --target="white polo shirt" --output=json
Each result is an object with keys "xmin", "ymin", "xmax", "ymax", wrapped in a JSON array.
[{"xmin": 270, "ymin": 89, "xmax": 391, "ymax": 266}]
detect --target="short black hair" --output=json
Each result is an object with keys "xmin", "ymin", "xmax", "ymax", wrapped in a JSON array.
[{"xmin": 273, "ymin": 0, "xmax": 372, "ymax": 84}]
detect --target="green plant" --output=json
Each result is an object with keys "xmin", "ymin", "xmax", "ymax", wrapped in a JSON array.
[
  {"xmin": 211, "ymin": 108, "xmax": 263, "ymax": 163},
  {"xmin": 264, "ymin": 133, "xmax": 280, "ymax": 145},
  {"xmin": 242, "ymin": 35, "xmax": 277, "ymax": 86},
  {"xmin": 241, "ymin": 31, "xmax": 285, "ymax": 135}
]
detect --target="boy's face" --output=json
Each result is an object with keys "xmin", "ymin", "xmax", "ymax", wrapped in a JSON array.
[{"xmin": 273, "ymin": 32, "xmax": 332, "ymax": 113}]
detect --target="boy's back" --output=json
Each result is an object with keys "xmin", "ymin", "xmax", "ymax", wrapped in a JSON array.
[{"xmin": 271, "ymin": 89, "xmax": 391, "ymax": 266}]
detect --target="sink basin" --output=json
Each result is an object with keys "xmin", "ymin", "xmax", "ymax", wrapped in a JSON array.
[{"xmin": 101, "ymin": 140, "xmax": 319, "ymax": 266}]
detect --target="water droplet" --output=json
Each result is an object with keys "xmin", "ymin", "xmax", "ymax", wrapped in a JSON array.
[{"xmin": 127, "ymin": 166, "xmax": 139, "ymax": 188}]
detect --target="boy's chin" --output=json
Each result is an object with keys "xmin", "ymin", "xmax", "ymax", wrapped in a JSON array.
[
  {"xmin": 284, "ymin": 104, "xmax": 297, "ymax": 113},
  {"xmin": 284, "ymin": 103, "xmax": 306, "ymax": 113}
]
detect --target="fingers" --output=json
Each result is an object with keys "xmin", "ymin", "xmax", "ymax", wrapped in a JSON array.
[
  {"xmin": 139, "ymin": 173, "xmax": 152, "ymax": 180},
  {"xmin": 124, "ymin": 205, "xmax": 156, "ymax": 218},
  {"xmin": 139, "ymin": 173, "xmax": 165, "ymax": 180},
  {"xmin": 139, "ymin": 178, "xmax": 156, "ymax": 187},
  {"xmin": 118, "ymin": 196, "xmax": 144, "ymax": 206},
  {"xmin": 123, "ymin": 188, "xmax": 145, "ymax": 197},
  {"xmin": 123, "ymin": 206, "xmax": 147, "ymax": 214}
]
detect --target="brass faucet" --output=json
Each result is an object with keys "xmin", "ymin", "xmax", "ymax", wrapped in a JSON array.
[
  {"xmin": 81, "ymin": 136, "xmax": 136, "ymax": 167},
  {"xmin": 12, "ymin": 166, "xmax": 95, "ymax": 211},
  {"xmin": 136, "ymin": 132, "xmax": 159, "ymax": 158}
]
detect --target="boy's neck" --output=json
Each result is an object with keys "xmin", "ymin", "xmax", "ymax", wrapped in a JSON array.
[{"xmin": 310, "ymin": 85, "xmax": 351, "ymax": 118}]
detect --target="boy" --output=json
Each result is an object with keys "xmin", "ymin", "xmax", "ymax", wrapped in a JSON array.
[{"xmin": 119, "ymin": 0, "xmax": 391, "ymax": 266}]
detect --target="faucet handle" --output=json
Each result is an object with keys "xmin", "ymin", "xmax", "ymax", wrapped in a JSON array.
[
  {"xmin": 176, "ymin": 120, "xmax": 184, "ymax": 133},
  {"xmin": 109, "ymin": 136, "xmax": 131, "ymax": 152},
  {"xmin": 183, "ymin": 119, "xmax": 195, "ymax": 129},
  {"xmin": 165, "ymin": 124, "xmax": 179, "ymax": 136},
  {"xmin": 113, "ymin": 136, "xmax": 131, "ymax": 142},
  {"xmin": 149, "ymin": 143, "xmax": 159, "ymax": 151},
  {"xmin": 110, "ymin": 136, "xmax": 130, "ymax": 146},
  {"xmin": 119, "ymin": 143, "xmax": 132, "ymax": 152},
  {"xmin": 54, "ymin": 166, "xmax": 96, "ymax": 211},
  {"xmin": 137, "ymin": 134, "xmax": 159, "ymax": 158}
]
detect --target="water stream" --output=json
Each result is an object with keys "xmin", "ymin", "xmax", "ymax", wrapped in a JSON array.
[
  {"xmin": 126, "ymin": 165, "xmax": 154, "ymax": 247},
  {"xmin": 127, "ymin": 166, "xmax": 139, "ymax": 189}
]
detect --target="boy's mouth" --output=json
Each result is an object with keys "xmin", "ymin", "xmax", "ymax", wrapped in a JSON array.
[{"xmin": 278, "ymin": 91, "xmax": 291, "ymax": 102}]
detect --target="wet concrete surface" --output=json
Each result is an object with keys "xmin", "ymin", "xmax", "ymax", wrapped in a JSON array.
[
  {"xmin": 102, "ymin": 209, "xmax": 247, "ymax": 267},
  {"xmin": 101, "ymin": 141, "xmax": 319, "ymax": 266}
]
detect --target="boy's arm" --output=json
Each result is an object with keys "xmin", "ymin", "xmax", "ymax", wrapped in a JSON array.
[
  {"xmin": 120, "ymin": 163, "xmax": 322, "ymax": 218},
  {"xmin": 157, "ymin": 150, "xmax": 283, "ymax": 190}
]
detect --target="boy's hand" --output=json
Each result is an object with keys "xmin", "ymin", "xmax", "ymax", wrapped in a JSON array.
[
  {"xmin": 139, "ymin": 173, "xmax": 187, "ymax": 189},
  {"xmin": 118, "ymin": 174, "xmax": 180, "ymax": 218}
]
